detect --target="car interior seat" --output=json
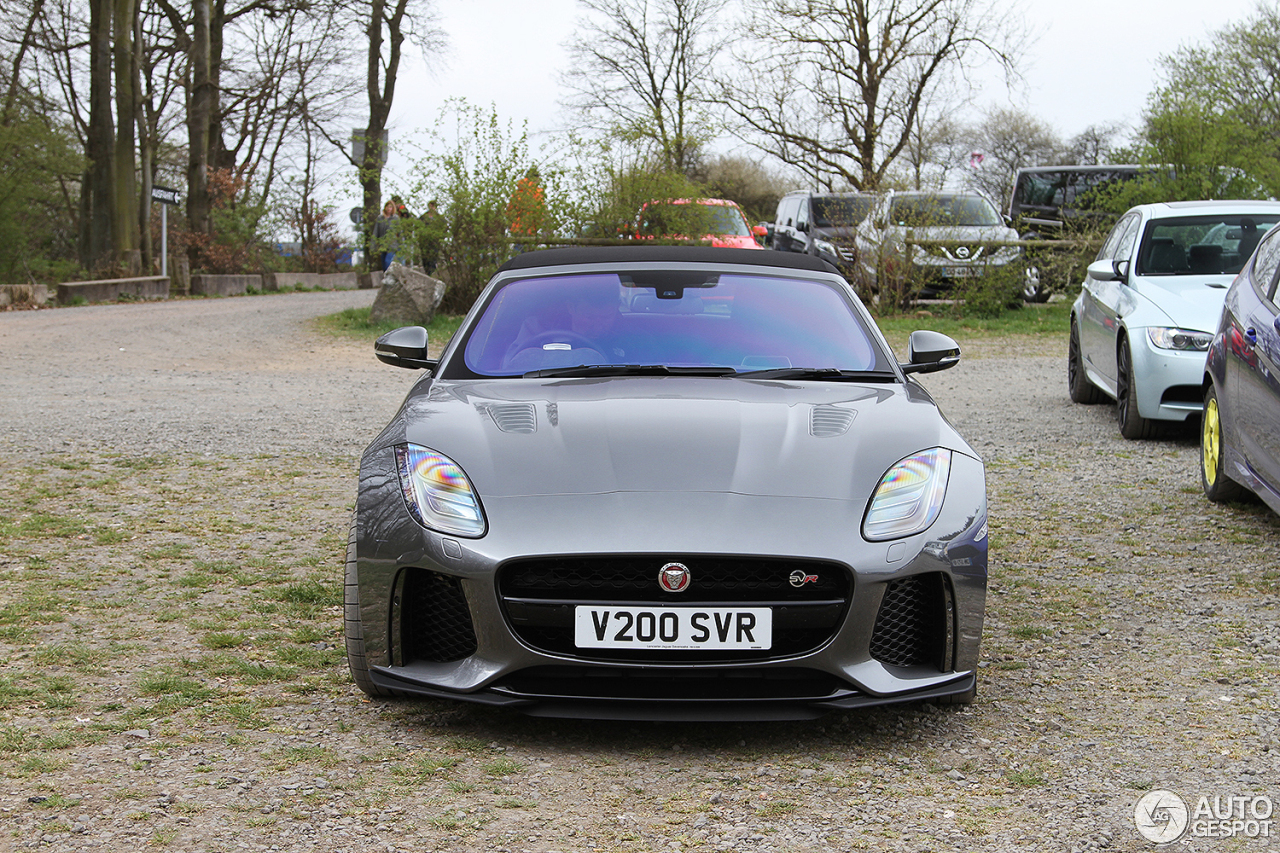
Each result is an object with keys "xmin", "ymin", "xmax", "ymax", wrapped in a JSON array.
[
  {"xmin": 1144, "ymin": 237, "xmax": 1187, "ymax": 273},
  {"xmin": 1187, "ymin": 244, "xmax": 1224, "ymax": 274}
]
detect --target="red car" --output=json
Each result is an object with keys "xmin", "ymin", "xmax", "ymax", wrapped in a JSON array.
[{"xmin": 637, "ymin": 198, "xmax": 766, "ymax": 249}]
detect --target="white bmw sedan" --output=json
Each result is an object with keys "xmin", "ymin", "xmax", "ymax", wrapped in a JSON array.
[{"xmin": 1069, "ymin": 200, "xmax": 1280, "ymax": 438}]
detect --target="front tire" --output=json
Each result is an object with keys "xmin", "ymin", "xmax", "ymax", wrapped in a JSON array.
[
  {"xmin": 1116, "ymin": 338, "xmax": 1157, "ymax": 439},
  {"xmin": 344, "ymin": 515, "xmax": 401, "ymax": 698},
  {"xmin": 1201, "ymin": 384, "xmax": 1246, "ymax": 502},
  {"xmin": 1068, "ymin": 319, "xmax": 1104, "ymax": 404}
]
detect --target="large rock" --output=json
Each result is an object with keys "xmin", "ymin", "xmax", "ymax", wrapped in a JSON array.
[{"xmin": 369, "ymin": 263, "xmax": 447, "ymax": 327}]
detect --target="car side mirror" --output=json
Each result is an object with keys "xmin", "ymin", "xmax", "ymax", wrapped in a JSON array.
[
  {"xmin": 375, "ymin": 326, "xmax": 437, "ymax": 370},
  {"xmin": 1086, "ymin": 258, "xmax": 1128, "ymax": 283},
  {"xmin": 752, "ymin": 224, "xmax": 768, "ymax": 237},
  {"xmin": 797, "ymin": 222, "xmax": 809, "ymax": 233},
  {"xmin": 900, "ymin": 330, "xmax": 961, "ymax": 375}
]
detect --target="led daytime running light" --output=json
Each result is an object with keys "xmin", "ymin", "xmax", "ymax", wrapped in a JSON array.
[
  {"xmin": 863, "ymin": 448, "xmax": 952, "ymax": 541},
  {"xmin": 1148, "ymin": 327, "xmax": 1212, "ymax": 352},
  {"xmin": 395, "ymin": 445, "xmax": 486, "ymax": 537}
]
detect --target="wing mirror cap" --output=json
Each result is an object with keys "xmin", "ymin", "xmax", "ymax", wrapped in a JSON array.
[
  {"xmin": 1087, "ymin": 258, "xmax": 1129, "ymax": 283},
  {"xmin": 900, "ymin": 330, "xmax": 961, "ymax": 375},
  {"xmin": 375, "ymin": 326, "xmax": 438, "ymax": 370}
]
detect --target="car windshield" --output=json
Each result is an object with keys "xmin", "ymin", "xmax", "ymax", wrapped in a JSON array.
[
  {"xmin": 890, "ymin": 195, "xmax": 1002, "ymax": 227},
  {"xmin": 639, "ymin": 203, "xmax": 751, "ymax": 238},
  {"xmin": 812, "ymin": 196, "xmax": 875, "ymax": 228},
  {"xmin": 458, "ymin": 270, "xmax": 891, "ymax": 377},
  {"xmin": 1136, "ymin": 214, "xmax": 1280, "ymax": 276}
]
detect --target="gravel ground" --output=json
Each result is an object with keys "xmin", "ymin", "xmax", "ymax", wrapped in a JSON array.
[{"xmin": 1, "ymin": 291, "xmax": 1279, "ymax": 852}]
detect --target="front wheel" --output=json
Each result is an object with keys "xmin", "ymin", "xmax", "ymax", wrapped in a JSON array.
[
  {"xmin": 1201, "ymin": 384, "xmax": 1246, "ymax": 502},
  {"xmin": 344, "ymin": 515, "xmax": 402, "ymax": 698},
  {"xmin": 1116, "ymin": 338, "xmax": 1157, "ymax": 439},
  {"xmin": 1021, "ymin": 266, "xmax": 1050, "ymax": 303}
]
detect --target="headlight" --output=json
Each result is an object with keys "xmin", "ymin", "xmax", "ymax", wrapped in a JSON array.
[
  {"xmin": 1147, "ymin": 327, "xmax": 1212, "ymax": 352},
  {"xmin": 813, "ymin": 238, "xmax": 837, "ymax": 256},
  {"xmin": 395, "ymin": 444, "xmax": 487, "ymax": 537},
  {"xmin": 862, "ymin": 448, "xmax": 952, "ymax": 541}
]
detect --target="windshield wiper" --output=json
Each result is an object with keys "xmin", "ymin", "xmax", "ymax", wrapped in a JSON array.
[
  {"xmin": 523, "ymin": 364, "xmax": 739, "ymax": 378},
  {"xmin": 735, "ymin": 367, "xmax": 898, "ymax": 382}
]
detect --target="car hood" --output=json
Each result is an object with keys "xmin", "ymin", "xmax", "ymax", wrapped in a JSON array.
[
  {"xmin": 1131, "ymin": 276, "xmax": 1232, "ymax": 331},
  {"xmin": 391, "ymin": 377, "xmax": 970, "ymax": 501},
  {"xmin": 883, "ymin": 224, "xmax": 1018, "ymax": 242}
]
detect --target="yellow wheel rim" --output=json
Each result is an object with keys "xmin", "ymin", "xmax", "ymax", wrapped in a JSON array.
[{"xmin": 1203, "ymin": 397, "xmax": 1222, "ymax": 486}]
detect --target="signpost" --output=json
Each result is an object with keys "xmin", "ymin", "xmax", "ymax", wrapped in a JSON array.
[{"xmin": 151, "ymin": 185, "xmax": 182, "ymax": 277}]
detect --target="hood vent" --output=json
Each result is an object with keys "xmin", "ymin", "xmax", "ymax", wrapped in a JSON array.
[
  {"xmin": 810, "ymin": 405, "xmax": 855, "ymax": 437},
  {"xmin": 485, "ymin": 403, "xmax": 537, "ymax": 434}
]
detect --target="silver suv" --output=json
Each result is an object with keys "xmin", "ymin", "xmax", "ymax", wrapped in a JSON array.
[{"xmin": 853, "ymin": 191, "xmax": 1022, "ymax": 297}]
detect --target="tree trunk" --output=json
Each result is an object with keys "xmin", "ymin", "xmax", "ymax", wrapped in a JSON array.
[
  {"xmin": 84, "ymin": 0, "xmax": 115, "ymax": 273},
  {"xmin": 187, "ymin": 0, "xmax": 213, "ymax": 267},
  {"xmin": 113, "ymin": 0, "xmax": 140, "ymax": 274}
]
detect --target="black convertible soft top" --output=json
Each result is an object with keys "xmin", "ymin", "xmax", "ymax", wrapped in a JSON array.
[{"xmin": 497, "ymin": 245, "xmax": 839, "ymax": 275}]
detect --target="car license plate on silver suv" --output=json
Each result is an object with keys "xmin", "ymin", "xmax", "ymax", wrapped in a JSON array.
[{"xmin": 573, "ymin": 606, "xmax": 772, "ymax": 650}]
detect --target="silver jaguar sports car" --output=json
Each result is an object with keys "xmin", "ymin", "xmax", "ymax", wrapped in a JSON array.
[{"xmin": 346, "ymin": 246, "xmax": 987, "ymax": 720}]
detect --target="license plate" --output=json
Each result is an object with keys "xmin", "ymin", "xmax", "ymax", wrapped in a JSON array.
[
  {"xmin": 574, "ymin": 606, "xmax": 772, "ymax": 650},
  {"xmin": 943, "ymin": 265, "xmax": 980, "ymax": 278}
]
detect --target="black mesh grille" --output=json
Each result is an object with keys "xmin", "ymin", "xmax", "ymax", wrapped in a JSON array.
[
  {"xmin": 869, "ymin": 573, "xmax": 947, "ymax": 667},
  {"xmin": 400, "ymin": 569, "xmax": 477, "ymax": 663},
  {"xmin": 500, "ymin": 556, "xmax": 848, "ymax": 602},
  {"xmin": 494, "ymin": 666, "xmax": 851, "ymax": 702},
  {"xmin": 497, "ymin": 555, "xmax": 850, "ymax": 663}
]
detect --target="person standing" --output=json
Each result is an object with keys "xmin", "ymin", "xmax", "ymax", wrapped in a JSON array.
[
  {"xmin": 419, "ymin": 200, "xmax": 445, "ymax": 275},
  {"xmin": 374, "ymin": 200, "xmax": 399, "ymax": 271}
]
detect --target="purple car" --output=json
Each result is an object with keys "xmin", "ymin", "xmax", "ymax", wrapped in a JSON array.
[{"xmin": 1201, "ymin": 224, "xmax": 1280, "ymax": 514}]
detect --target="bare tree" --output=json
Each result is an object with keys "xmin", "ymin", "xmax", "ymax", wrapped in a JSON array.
[
  {"xmin": 963, "ymin": 106, "xmax": 1061, "ymax": 206},
  {"xmin": 562, "ymin": 0, "xmax": 725, "ymax": 174},
  {"xmin": 1065, "ymin": 122, "xmax": 1125, "ymax": 166},
  {"xmin": 353, "ymin": 0, "xmax": 444, "ymax": 270},
  {"xmin": 721, "ymin": 0, "xmax": 1024, "ymax": 191}
]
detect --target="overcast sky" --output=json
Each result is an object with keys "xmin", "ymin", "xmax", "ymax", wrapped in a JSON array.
[{"xmin": 348, "ymin": 0, "xmax": 1247, "ymax": 213}]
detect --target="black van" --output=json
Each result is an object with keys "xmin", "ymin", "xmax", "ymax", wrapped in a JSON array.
[
  {"xmin": 772, "ymin": 191, "xmax": 877, "ymax": 269},
  {"xmin": 1007, "ymin": 165, "xmax": 1144, "ymax": 238}
]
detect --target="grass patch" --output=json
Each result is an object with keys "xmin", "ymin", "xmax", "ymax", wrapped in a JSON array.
[
  {"xmin": 313, "ymin": 306, "xmax": 465, "ymax": 352},
  {"xmin": 875, "ymin": 300, "xmax": 1071, "ymax": 341},
  {"xmin": 484, "ymin": 757, "xmax": 523, "ymax": 777}
]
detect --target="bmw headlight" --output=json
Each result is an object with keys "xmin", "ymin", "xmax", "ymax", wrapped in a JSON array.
[
  {"xmin": 395, "ymin": 444, "xmax": 487, "ymax": 537},
  {"xmin": 1147, "ymin": 327, "xmax": 1212, "ymax": 352},
  {"xmin": 863, "ymin": 448, "xmax": 952, "ymax": 541}
]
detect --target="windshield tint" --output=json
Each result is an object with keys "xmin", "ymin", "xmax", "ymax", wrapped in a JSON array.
[
  {"xmin": 890, "ymin": 195, "xmax": 1002, "ymax": 227},
  {"xmin": 639, "ymin": 203, "xmax": 751, "ymax": 237},
  {"xmin": 1137, "ymin": 214, "xmax": 1280, "ymax": 276},
  {"xmin": 458, "ymin": 270, "xmax": 889, "ymax": 377},
  {"xmin": 812, "ymin": 196, "xmax": 875, "ymax": 228}
]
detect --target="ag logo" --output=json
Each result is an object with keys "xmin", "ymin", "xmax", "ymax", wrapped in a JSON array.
[{"xmin": 1134, "ymin": 790, "xmax": 1189, "ymax": 844}]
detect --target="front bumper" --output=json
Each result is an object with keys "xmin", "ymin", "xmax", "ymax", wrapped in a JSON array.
[
  {"xmin": 354, "ymin": 451, "xmax": 987, "ymax": 720},
  {"xmin": 1130, "ymin": 329, "xmax": 1210, "ymax": 422}
]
